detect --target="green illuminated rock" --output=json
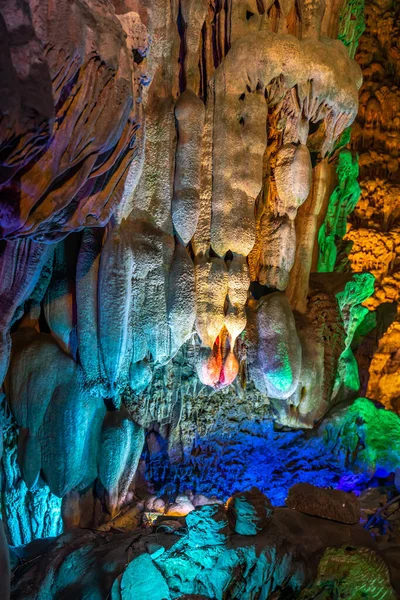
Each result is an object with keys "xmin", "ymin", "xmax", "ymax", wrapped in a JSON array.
[
  {"xmin": 325, "ymin": 397, "xmax": 400, "ymax": 476},
  {"xmin": 318, "ymin": 150, "xmax": 361, "ymax": 274},
  {"xmin": 333, "ymin": 273, "xmax": 375, "ymax": 395},
  {"xmin": 299, "ymin": 545, "xmax": 396, "ymax": 600},
  {"xmin": 338, "ymin": 0, "xmax": 366, "ymax": 59}
]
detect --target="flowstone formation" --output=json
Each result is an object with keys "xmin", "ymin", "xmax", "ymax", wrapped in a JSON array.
[{"xmin": 0, "ymin": 0, "xmax": 400, "ymax": 598}]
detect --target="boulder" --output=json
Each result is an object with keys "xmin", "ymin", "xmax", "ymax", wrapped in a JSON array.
[
  {"xmin": 119, "ymin": 554, "xmax": 170, "ymax": 600},
  {"xmin": 226, "ymin": 488, "xmax": 273, "ymax": 535},
  {"xmin": 192, "ymin": 493, "xmax": 222, "ymax": 507},
  {"xmin": 287, "ymin": 483, "xmax": 360, "ymax": 525},
  {"xmin": 165, "ymin": 495, "xmax": 195, "ymax": 516},
  {"xmin": 186, "ymin": 504, "xmax": 229, "ymax": 546}
]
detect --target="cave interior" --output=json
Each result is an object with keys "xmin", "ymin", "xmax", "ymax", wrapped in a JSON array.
[{"xmin": 0, "ymin": 0, "xmax": 400, "ymax": 598}]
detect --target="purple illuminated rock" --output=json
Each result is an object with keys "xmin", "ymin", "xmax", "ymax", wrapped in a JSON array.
[
  {"xmin": 0, "ymin": 0, "xmax": 143, "ymax": 241},
  {"xmin": 287, "ymin": 483, "xmax": 360, "ymax": 525}
]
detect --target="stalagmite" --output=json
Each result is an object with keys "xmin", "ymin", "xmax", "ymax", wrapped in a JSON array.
[
  {"xmin": 180, "ymin": 0, "xmax": 208, "ymax": 92},
  {"xmin": 0, "ymin": 240, "xmax": 53, "ymax": 385},
  {"xmin": 39, "ymin": 369, "xmax": 105, "ymax": 498},
  {"xmin": 98, "ymin": 407, "xmax": 144, "ymax": 514},
  {"xmin": 6, "ymin": 331, "xmax": 74, "ymax": 488},
  {"xmin": 273, "ymin": 316, "xmax": 326, "ymax": 428},
  {"xmin": 195, "ymin": 255, "xmax": 228, "ymax": 350},
  {"xmin": 192, "ymin": 84, "xmax": 213, "ymax": 257},
  {"xmin": 43, "ymin": 242, "xmax": 75, "ymax": 355},
  {"xmin": 247, "ymin": 292, "xmax": 302, "ymax": 399},
  {"xmin": 129, "ymin": 219, "xmax": 175, "ymax": 365},
  {"xmin": 168, "ymin": 243, "xmax": 196, "ymax": 356},
  {"xmin": 258, "ymin": 215, "xmax": 297, "ymax": 290},
  {"xmin": 275, "ymin": 143, "xmax": 312, "ymax": 218},
  {"xmin": 225, "ymin": 254, "xmax": 249, "ymax": 343},
  {"xmin": 298, "ymin": 0, "xmax": 326, "ymax": 40},
  {"xmin": 211, "ymin": 87, "xmax": 267, "ymax": 257},
  {"xmin": 286, "ymin": 159, "xmax": 335, "ymax": 312},
  {"xmin": 196, "ymin": 346, "xmax": 223, "ymax": 389}
]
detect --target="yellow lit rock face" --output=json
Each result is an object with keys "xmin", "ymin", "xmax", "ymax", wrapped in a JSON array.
[
  {"xmin": 367, "ymin": 321, "xmax": 400, "ymax": 414},
  {"xmin": 195, "ymin": 8, "xmax": 361, "ymax": 380},
  {"xmin": 346, "ymin": 0, "xmax": 400, "ymax": 413}
]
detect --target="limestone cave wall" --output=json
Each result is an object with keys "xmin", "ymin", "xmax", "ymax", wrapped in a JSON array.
[
  {"xmin": 347, "ymin": 0, "xmax": 400, "ymax": 412},
  {"xmin": 0, "ymin": 1, "xmax": 400, "ymax": 598}
]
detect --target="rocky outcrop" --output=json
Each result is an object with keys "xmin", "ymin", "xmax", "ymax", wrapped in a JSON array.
[
  {"xmin": 9, "ymin": 485, "xmax": 399, "ymax": 599},
  {"xmin": 299, "ymin": 546, "xmax": 396, "ymax": 599},
  {"xmin": 346, "ymin": 0, "xmax": 400, "ymax": 412},
  {"xmin": 1, "ymin": 3, "xmax": 398, "ymax": 581},
  {"xmin": 0, "ymin": 0, "xmax": 144, "ymax": 242},
  {"xmin": 287, "ymin": 483, "xmax": 360, "ymax": 524},
  {"xmin": 226, "ymin": 488, "xmax": 273, "ymax": 535},
  {"xmin": 0, "ymin": 413, "xmax": 10, "ymax": 600},
  {"xmin": 0, "ymin": 0, "xmax": 146, "ymax": 395}
]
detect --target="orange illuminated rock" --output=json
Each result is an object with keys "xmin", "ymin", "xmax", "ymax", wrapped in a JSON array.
[{"xmin": 347, "ymin": 0, "xmax": 400, "ymax": 413}]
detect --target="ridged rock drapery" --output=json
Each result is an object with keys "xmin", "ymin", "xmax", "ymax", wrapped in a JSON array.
[{"xmin": 2, "ymin": 0, "xmax": 396, "ymax": 559}]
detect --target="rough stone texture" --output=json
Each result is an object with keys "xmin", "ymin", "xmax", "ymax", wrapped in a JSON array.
[
  {"xmin": 345, "ymin": 0, "xmax": 400, "ymax": 412},
  {"xmin": 299, "ymin": 545, "xmax": 396, "ymax": 599},
  {"xmin": 0, "ymin": 412, "xmax": 10, "ymax": 600},
  {"xmin": 247, "ymin": 292, "xmax": 302, "ymax": 400},
  {"xmin": 186, "ymin": 504, "xmax": 229, "ymax": 547},
  {"xmin": 0, "ymin": 520, "xmax": 9, "ymax": 600},
  {"xmin": 226, "ymin": 488, "xmax": 273, "ymax": 536},
  {"xmin": 273, "ymin": 278, "xmax": 346, "ymax": 428},
  {"xmin": 287, "ymin": 483, "xmax": 360, "ymax": 524},
  {"xmin": 0, "ymin": 5, "xmax": 398, "ymax": 589},
  {"xmin": 118, "ymin": 553, "xmax": 171, "ymax": 600},
  {"xmin": 10, "ymin": 496, "xmax": 393, "ymax": 600},
  {"xmin": 0, "ymin": 0, "xmax": 143, "ymax": 242},
  {"xmin": 3, "ymin": 7, "xmax": 400, "ymax": 600}
]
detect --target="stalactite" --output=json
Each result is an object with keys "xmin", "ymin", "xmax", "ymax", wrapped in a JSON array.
[{"xmin": 2, "ymin": 8, "xmax": 400, "ymax": 597}]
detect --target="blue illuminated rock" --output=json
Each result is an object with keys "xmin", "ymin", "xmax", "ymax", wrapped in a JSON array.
[
  {"xmin": 186, "ymin": 504, "xmax": 229, "ymax": 546},
  {"xmin": 226, "ymin": 488, "xmax": 273, "ymax": 535},
  {"xmin": 0, "ymin": 414, "xmax": 10, "ymax": 600},
  {"xmin": 129, "ymin": 359, "xmax": 153, "ymax": 393},
  {"xmin": 119, "ymin": 553, "xmax": 171, "ymax": 600},
  {"xmin": 98, "ymin": 406, "xmax": 144, "ymax": 515}
]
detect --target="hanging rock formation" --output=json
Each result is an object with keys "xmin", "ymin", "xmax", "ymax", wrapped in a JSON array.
[
  {"xmin": 0, "ymin": 3, "xmax": 399, "ymax": 597},
  {"xmin": 0, "ymin": 0, "xmax": 366, "ymax": 533}
]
